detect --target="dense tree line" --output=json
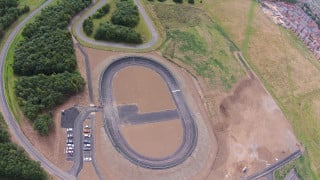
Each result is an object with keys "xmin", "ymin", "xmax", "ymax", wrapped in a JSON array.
[
  {"xmin": 92, "ymin": 3, "xmax": 110, "ymax": 19},
  {"xmin": 0, "ymin": 0, "xmax": 29, "ymax": 41},
  {"xmin": 15, "ymin": 72, "xmax": 85, "ymax": 123},
  {"xmin": 13, "ymin": 0, "xmax": 90, "ymax": 135},
  {"xmin": 94, "ymin": 22, "xmax": 142, "ymax": 43},
  {"xmin": 0, "ymin": 113, "xmax": 47, "ymax": 179},
  {"xmin": 111, "ymin": 0, "xmax": 139, "ymax": 28},
  {"xmin": 14, "ymin": 29, "xmax": 76, "ymax": 76}
]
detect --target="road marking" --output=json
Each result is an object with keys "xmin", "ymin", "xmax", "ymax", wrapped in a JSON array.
[{"xmin": 172, "ymin": 89, "xmax": 181, "ymax": 93}]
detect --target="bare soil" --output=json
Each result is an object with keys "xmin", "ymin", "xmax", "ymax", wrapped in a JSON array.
[
  {"xmin": 120, "ymin": 119, "xmax": 183, "ymax": 158},
  {"xmin": 208, "ymin": 74, "xmax": 299, "ymax": 179},
  {"xmin": 78, "ymin": 162, "xmax": 99, "ymax": 180},
  {"xmin": 113, "ymin": 66, "xmax": 176, "ymax": 113}
]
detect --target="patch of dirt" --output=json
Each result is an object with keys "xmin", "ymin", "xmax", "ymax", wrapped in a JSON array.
[
  {"xmin": 208, "ymin": 75, "xmax": 300, "ymax": 179},
  {"xmin": 113, "ymin": 66, "xmax": 176, "ymax": 113},
  {"xmin": 120, "ymin": 119, "xmax": 183, "ymax": 158},
  {"xmin": 78, "ymin": 162, "xmax": 98, "ymax": 180}
]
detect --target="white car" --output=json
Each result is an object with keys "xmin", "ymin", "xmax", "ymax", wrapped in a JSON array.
[
  {"xmin": 67, "ymin": 143, "xmax": 74, "ymax": 147},
  {"xmin": 84, "ymin": 157, "xmax": 92, "ymax": 161},
  {"xmin": 84, "ymin": 133, "xmax": 91, "ymax": 138}
]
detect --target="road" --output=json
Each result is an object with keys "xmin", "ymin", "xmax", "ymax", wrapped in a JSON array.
[
  {"xmin": 246, "ymin": 150, "xmax": 302, "ymax": 180},
  {"xmin": 73, "ymin": 0, "xmax": 159, "ymax": 49},
  {"xmin": 100, "ymin": 56, "xmax": 198, "ymax": 169},
  {"xmin": 0, "ymin": 0, "xmax": 75, "ymax": 179}
]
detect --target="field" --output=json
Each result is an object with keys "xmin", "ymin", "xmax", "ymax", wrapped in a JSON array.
[{"xmin": 205, "ymin": 0, "xmax": 320, "ymax": 178}]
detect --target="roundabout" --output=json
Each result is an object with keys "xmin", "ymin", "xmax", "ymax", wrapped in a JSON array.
[{"xmin": 99, "ymin": 56, "xmax": 198, "ymax": 169}]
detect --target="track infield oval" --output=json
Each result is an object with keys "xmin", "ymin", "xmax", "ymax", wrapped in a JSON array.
[{"xmin": 99, "ymin": 56, "xmax": 198, "ymax": 169}]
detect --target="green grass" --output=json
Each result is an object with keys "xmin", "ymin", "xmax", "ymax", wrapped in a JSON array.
[
  {"xmin": 241, "ymin": 0, "xmax": 257, "ymax": 55},
  {"xmin": 153, "ymin": 3, "xmax": 244, "ymax": 91}
]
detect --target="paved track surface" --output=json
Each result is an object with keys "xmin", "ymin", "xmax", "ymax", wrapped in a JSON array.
[
  {"xmin": 118, "ymin": 105, "xmax": 179, "ymax": 125},
  {"xmin": 0, "ymin": 0, "xmax": 76, "ymax": 179},
  {"xmin": 73, "ymin": 0, "xmax": 159, "ymax": 49},
  {"xmin": 100, "ymin": 56, "xmax": 198, "ymax": 169}
]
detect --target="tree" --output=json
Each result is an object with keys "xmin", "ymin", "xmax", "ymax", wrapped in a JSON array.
[
  {"xmin": 83, "ymin": 17, "xmax": 94, "ymax": 35},
  {"xmin": 34, "ymin": 114, "xmax": 53, "ymax": 136}
]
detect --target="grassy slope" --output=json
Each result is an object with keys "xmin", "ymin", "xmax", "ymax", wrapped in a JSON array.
[
  {"xmin": 205, "ymin": 0, "xmax": 319, "ymax": 178},
  {"xmin": 149, "ymin": 1, "xmax": 244, "ymax": 91}
]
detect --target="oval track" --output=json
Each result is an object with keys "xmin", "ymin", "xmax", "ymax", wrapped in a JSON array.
[{"xmin": 100, "ymin": 56, "xmax": 198, "ymax": 169}]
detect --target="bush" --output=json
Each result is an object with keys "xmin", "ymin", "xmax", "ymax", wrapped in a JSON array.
[
  {"xmin": 83, "ymin": 17, "xmax": 94, "ymax": 35},
  {"xmin": 34, "ymin": 114, "xmax": 53, "ymax": 136},
  {"xmin": 188, "ymin": 0, "xmax": 194, "ymax": 4},
  {"xmin": 94, "ymin": 22, "xmax": 142, "ymax": 43},
  {"xmin": 173, "ymin": 0, "xmax": 183, "ymax": 3},
  {"xmin": 92, "ymin": 3, "xmax": 110, "ymax": 19}
]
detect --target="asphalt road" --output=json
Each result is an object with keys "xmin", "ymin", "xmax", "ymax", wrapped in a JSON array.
[
  {"xmin": 100, "ymin": 56, "xmax": 198, "ymax": 169},
  {"xmin": 0, "ymin": 0, "xmax": 75, "ymax": 179},
  {"xmin": 73, "ymin": 0, "xmax": 159, "ymax": 49},
  {"xmin": 246, "ymin": 150, "xmax": 302, "ymax": 180}
]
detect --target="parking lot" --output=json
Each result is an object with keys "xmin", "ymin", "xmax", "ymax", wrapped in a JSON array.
[{"xmin": 66, "ymin": 128, "xmax": 74, "ymax": 160}]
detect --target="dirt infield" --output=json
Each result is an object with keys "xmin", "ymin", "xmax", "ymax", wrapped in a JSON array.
[
  {"xmin": 120, "ymin": 119, "xmax": 183, "ymax": 158},
  {"xmin": 113, "ymin": 66, "xmax": 176, "ymax": 113}
]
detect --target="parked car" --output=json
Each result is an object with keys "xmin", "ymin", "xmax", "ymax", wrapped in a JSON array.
[
  {"xmin": 67, "ymin": 138, "xmax": 73, "ymax": 144},
  {"xmin": 84, "ymin": 133, "xmax": 91, "ymax": 138},
  {"xmin": 66, "ymin": 128, "xmax": 73, "ymax": 132},
  {"xmin": 83, "ymin": 139, "xmax": 90, "ymax": 144}
]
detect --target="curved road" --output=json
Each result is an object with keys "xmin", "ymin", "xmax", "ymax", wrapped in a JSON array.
[
  {"xmin": 73, "ymin": 0, "xmax": 159, "ymax": 49},
  {"xmin": 0, "ymin": 0, "xmax": 75, "ymax": 179},
  {"xmin": 100, "ymin": 56, "xmax": 198, "ymax": 169}
]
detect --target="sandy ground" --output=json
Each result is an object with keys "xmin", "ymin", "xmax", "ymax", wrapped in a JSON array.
[
  {"xmin": 113, "ymin": 66, "xmax": 176, "ymax": 113},
  {"xmin": 208, "ymin": 74, "xmax": 300, "ymax": 179},
  {"xmin": 120, "ymin": 119, "xmax": 183, "ymax": 158},
  {"xmin": 78, "ymin": 162, "xmax": 99, "ymax": 180}
]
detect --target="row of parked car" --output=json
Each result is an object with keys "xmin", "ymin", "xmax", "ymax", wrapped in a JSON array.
[
  {"xmin": 83, "ymin": 125, "xmax": 92, "ymax": 161},
  {"xmin": 66, "ymin": 128, "xmax": 74, "ymax": 160}
]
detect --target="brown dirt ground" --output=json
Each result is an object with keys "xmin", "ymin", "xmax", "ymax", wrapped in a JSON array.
[
  {"xmin": 208, "ymin": 74, "xmax": 299, "ymax": 179},
  {"xmin": 78, "ymin": 162, "xmax": 99, "ymax": 180},
  {"xmin": 120, "ymin": 119, "xmax": 183, "ymax": 158},
  {"xmin": 113, "ymin": 66, "xmax": 176, "ymax": 113}
]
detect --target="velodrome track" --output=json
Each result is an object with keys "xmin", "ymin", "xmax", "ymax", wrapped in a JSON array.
[{"xmin": 100, "ymin": 56, "xmax": 198, "ymax": 169}]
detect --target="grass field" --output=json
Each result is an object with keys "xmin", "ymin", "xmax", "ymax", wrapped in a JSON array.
[
  {"xmin": 205, "ymin": 0, "xmax": 320, "ymax": 178},
  {"xmin": 149, "ymin": 2, "xmax": 245, "ymax": 91}
]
